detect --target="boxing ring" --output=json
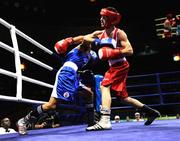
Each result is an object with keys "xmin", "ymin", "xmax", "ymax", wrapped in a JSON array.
[
  {"xmin": 0, "ymin": 119, "xmax": 179, "ymax": 141},
  {"xmin": 0, "ymin": 18, "xmax": 180, "ymax": 140}
]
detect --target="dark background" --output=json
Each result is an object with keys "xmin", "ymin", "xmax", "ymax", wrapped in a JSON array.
[
  {"xmin": 0, "ymin": 0, "xmax": 180, "ymax": 129},
  {"xmin": 0, "ymin": 0, "xmax": 180, "ymax": 74}
]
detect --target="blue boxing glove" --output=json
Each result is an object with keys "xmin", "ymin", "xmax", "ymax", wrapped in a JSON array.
[
  {"xmin": 90, "ymin": 50, "xmax": 98, "ymax": 61},
  {"xmin": 93, "ymin": 38, "xmax": 116, "ymax": 48},
  {"xmin": 90, "ymin": 50, "xmax": 98, "ymax": 65},
  {"xmin": 93, "ymin": 38, "xmax": 101, "ymax": 47},
  {"xmin": 100, "ymin": 38, "xmax": 117, "ymax": 48}
]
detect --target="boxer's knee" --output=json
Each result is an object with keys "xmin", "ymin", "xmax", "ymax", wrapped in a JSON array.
[{"xmin": 43, "ymin": 100, "xmax": 57, "ymax": 111}]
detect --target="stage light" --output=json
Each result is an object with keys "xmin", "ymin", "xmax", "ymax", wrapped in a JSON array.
[
  {"xmin": 173, "ymin": 54, "xmax": 180, "ymax": 61},
  {"xmin": 20, "ymin": 63, "xmax": 27, "ymax": 71},
  {"xmin": 89, "ymin": 0, "xmax": 96, "ymax": 2}
]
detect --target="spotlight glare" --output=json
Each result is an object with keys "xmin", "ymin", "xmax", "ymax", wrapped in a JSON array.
[
  {"xmin": 20, "ymin": 63, "xmax": 26, "ymax": 70},
  {"xmin": 173, "ymin": 54, "xmax": 180, "ymax": 61}
]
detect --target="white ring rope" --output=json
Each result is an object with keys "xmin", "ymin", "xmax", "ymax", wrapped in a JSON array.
[
  {"xmin": 0, "ymin": 18, "xmax": 53, "ymax": 55},
  {"xmin": 0, "ymin": 18, "xmax": 55, "ymax": 104},
  {"xmin": 0, "ymin": 42, "xmax": 53, "ymax": 71}
]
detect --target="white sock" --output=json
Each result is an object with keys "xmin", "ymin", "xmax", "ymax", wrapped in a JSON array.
[{"xmin": 99, "ymin": 108, "xmax": 111, "ymax": 124}]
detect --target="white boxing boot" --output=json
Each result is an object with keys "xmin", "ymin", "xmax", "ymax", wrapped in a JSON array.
[{"xmin": 86, "ymin": 108, "xmax": 112, "ymax": 131}]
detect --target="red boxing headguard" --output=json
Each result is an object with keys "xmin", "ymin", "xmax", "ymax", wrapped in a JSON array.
[{"xmin": 100, "ymin": 8, "xmax": 122, "ymax": 27}]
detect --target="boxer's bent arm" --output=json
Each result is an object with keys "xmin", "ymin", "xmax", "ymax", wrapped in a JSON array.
[{"xmin": 118, "ymin": 30, "xmax": 133, "ymax": 56}]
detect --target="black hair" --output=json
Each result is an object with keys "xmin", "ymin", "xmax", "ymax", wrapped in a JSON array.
[{"xmin": 166, "ymin": 13, "xmax": 173, "ymax": 20}]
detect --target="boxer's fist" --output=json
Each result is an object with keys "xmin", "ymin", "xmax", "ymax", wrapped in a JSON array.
[
  {"xmin": 93, "ymin": 38, "xmax": 116, "ymax": 48},
  {"xmin": 98, "ymin": 47, "xmax": 122, "ymax": 60},
  {"xmin": 100, "ymin": 38, "xmax": 116, "ymax": 48},
  {"xmin": 54, "ymin": 37, "xmax": 73, "ymax": 54},
  {"xmin": 90, "ymin": 50, "xmax": 98, "ymax": 61}
]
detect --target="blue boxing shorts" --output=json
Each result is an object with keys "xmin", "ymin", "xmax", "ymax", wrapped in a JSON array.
[
  {"xmin": 51, "ymin": 61, "xmax": 79, "ymax": 102},
  {"xmin": 94, "ymin": 74, "xmax": 103, "ymax": 112}
]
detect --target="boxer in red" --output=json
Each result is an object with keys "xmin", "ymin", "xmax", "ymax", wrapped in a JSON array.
[{"xmin": 83, "ymin": 7, "xmax": 161, "ymax": 131}]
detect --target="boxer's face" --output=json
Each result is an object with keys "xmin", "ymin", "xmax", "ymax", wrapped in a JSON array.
[{"xmin": 100, "ymin": 16, "xmax": 108, "ymax": 28}]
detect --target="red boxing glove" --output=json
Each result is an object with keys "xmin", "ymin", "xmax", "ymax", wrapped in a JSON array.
[
  {"xmin": 54, "ymin": 37, "xmax": 73, "ymax": 54},
  {"xmin": 98, "ymin": 47, "xmax": 123, "ymax": 60}
]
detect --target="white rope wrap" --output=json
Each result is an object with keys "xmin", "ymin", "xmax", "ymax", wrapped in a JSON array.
[{"xmin": 0, "ymin": 18, "xmax": 54, "ymax": 104}]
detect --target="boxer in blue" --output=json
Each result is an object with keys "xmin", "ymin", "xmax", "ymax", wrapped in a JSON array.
[{"xmin": 17, "ymin": 35, "xmax": 98, "ymax": 134}]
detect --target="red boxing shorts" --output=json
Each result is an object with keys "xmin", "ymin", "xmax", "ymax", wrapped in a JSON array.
[{"xmin": 101, "ymin": 61, "xmax": 129, "ymax": 99}]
